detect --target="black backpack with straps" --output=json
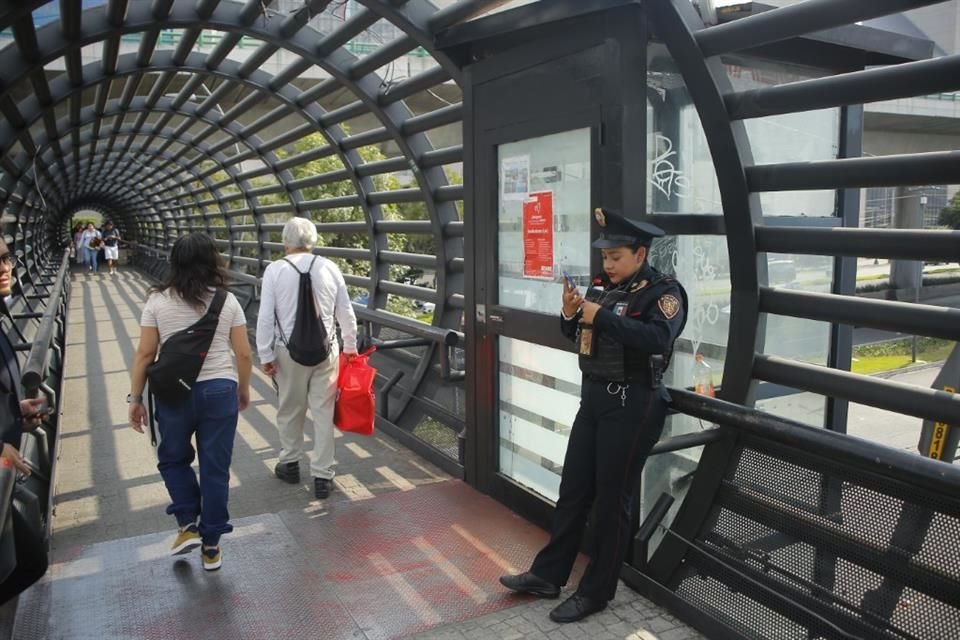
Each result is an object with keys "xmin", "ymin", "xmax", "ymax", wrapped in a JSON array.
[
  {"xmin": 147, "ymin": 289, "xmax": 228, "ymax": 404},
  {"xmin": 276, "ymin": 255, "xmax": 330, "ymax": 366}
]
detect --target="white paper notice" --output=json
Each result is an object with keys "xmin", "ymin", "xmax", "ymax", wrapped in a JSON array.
[{"xmin": 501, "ymin": 155, "xmax": 530, "ymax": 201}]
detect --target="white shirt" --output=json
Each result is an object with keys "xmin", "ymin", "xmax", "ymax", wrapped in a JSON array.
[
  {"xmin": 256, "ymin": 252, "xmax": 358, "ymax": 364},
  {"xmin": 80, "ymin": 229, "xmax": 101, "ymax": 248},
  {"xmin": 141, "ymin": 289, "xmax": 247, "ymax": 383}
]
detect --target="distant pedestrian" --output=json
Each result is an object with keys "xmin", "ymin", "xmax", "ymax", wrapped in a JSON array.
[
  {"xmin": 101, "ymin": 221, "xmax": 121, "ymax": 276},
  {"xmin": 256, "ymin": 217, "xmax": 358, "ymax": 500},
  {"xmin": 73, "ymin": 223, "xmax": 85, "ymax": 266},
  {"xmin": 79, "ymin": 223, "xmax": 101, "ymax": 272},
  {"xmin": 128, "ymin": 233, "xmax": 252, "ymax": 571}
]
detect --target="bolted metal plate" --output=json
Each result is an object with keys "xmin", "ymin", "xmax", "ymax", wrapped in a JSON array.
[{"xmin": 16, "ymin": 481, "xmax": 584, "ymax": 639}]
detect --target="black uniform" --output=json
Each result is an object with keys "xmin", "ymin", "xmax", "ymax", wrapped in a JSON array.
[{"xmin": 529, "ymin": 215, "xmax": 687, "ymax": 604}]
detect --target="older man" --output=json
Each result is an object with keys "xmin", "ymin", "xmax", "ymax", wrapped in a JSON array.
[{"xmin": 256, "ymin": 217, "xmax": 358, "ymax": 500}]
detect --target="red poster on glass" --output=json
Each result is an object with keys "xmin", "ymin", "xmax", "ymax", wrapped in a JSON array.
[{"xmin": 522, "ymin": 191, "xmax": 554, "ymax": 280}]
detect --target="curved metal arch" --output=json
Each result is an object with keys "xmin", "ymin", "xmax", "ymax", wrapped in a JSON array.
[
  {"xmin": 9, "ymin": 119, "xmax": 238, "ymax": 243},
  {"xmin": 0, "ymin": 5, "xmax": 447, "ymax": 224},
  {"xmin": 0, "ymin": 58, "xmax": 297, "ymax": 215},
  {"xmin": 28, "ymin": 123, "xmax": 262, "ymax": 257},
  {"xmin": 352, "ymin": 0, "xmax": 466, "ymax": 84},
  {"xmin": 649, "ymin": 0, "xmax": 764, "ymax": 405},
  {"xmin": 0, "ymin": 11, "xmax": 459, "ymax": 319},
  {"xmin": 6, "ymin": 113, "xmax": 258, "ymax": 250},
  {"xmin": 176, "ymin": 2, "xmax": 462, "ymax": 320}
]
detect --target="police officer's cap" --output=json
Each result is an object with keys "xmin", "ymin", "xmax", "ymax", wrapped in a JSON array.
[{"xmin": 591, "ymin": 208, "xmax": 664, "ymax": 249}]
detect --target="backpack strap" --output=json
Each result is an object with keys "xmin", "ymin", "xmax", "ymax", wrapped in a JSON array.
[
  {"xmin": 280, "ymin": 255, "xmax": 319, "ymax": 275},
  {"xmin": 273, "ymin": 255, "xmax": 319, "ymax": 347},
  {"xmin": 205, "ymin": 288, "xmax": 228, "ymax": 318}
]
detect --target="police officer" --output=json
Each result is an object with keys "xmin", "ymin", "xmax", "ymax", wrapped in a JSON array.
[{"xmin": 500, "ymin": 208, "xmax": 687, "ymax": 623}]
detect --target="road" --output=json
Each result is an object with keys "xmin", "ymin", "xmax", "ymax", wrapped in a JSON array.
[{"xmin": 686, "ymin": 261, "xmax": 959, "ymax": 356}]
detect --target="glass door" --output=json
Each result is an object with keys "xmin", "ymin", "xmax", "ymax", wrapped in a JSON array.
[{"xmin": 489, "ymin": 127, "xmax": 593, "ymax": 503}]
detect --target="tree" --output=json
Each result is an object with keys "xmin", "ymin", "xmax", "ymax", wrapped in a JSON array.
[{"xmin": 939, "ymin": 192, "xmax": 960, "ymax": 229}]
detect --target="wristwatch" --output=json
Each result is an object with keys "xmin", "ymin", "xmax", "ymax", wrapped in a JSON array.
[{"xmin": 127, "ymin": 393, "xmax": 143, "ymax": 404}]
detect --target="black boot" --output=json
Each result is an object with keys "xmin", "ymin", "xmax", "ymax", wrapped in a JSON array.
[
  {"xmin": 499, "ymin": 572, "xmax": 560, "ymax": 599},
  {"xmin": 314, "ymin": 477, "xmax": 333, "ymax": 499},
  {"xmin": 549, "ymin": 593, "xmax": 607, "ymax": 623},
  {"xmin": 274, "ymin": 461, "xmax": 300, "ymax": 484}
]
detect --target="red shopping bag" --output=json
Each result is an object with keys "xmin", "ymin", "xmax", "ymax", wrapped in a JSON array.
[{"xmin": 334, "ymin": 348, "xmax": 377, "ymax": 435}]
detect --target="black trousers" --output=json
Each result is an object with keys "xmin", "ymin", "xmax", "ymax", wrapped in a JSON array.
[
  {"xmin": 530, "ymin": 377, "xmax": 667, "ymax": 601},
  {"xmin": 0, "ymin": 508, "xmax": 48, "ymax": 605}
]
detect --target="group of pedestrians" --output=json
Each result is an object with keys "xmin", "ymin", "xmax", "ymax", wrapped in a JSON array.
[
  {"xmin": 127, "ymin": 217, "xmax": 357, "ymax": 571},
  {"xmin": 72, "ymin": 220, "xmax": 121, "ymax": 275},
  {"xmin": 123, "ymin": 209, "xmax": 685, "ymax": 626}
]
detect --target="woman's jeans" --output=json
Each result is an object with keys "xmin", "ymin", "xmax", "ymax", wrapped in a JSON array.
[
  {"xmin": 84, "ymin": 247, "xmax": 99, "ymax": 271},
  {"xmin": 155, "ymin": 378, "xmax": 239, "ymax": 546}
]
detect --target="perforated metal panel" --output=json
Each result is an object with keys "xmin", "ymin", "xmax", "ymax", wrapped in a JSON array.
[{"xmin": 671, "ymin": 445, "xmax": 960, "ymax": 640}]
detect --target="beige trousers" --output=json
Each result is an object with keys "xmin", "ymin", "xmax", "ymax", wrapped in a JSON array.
[{"xmin": 274, "ymin": 344, "xmax": 339, "ymax": 479}]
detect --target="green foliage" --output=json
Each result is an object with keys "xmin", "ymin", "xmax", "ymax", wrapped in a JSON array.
[
  {"xmin": 71, "ymin": 216, "xmax": 100, "ymax": 229},
  {"xmin": 851, "ymin": 338, "xmax": 954, "ymax": 375},
  {"xmin": 247, "ymin": 131, "xmax": 447, "ymax": 319},
  {"xmin": 940, "ymin": 192, "xmax": 960, "ymax": 229}
]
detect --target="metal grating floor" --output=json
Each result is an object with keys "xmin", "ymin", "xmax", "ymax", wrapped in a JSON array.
[{"xmin": 14, "ymin": 481, "xmax": 582, "ymax": 640}]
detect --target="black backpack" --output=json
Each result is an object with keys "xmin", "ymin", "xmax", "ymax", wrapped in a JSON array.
[
  {"xmin": 147, "ymin": 289, "xmax": 227, "ymax": 404},
  {"xmin": 275, "ymin": 256, "xmax": 330, "ymax": 366}
]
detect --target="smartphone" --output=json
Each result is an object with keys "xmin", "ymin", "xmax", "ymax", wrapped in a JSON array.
[{"xmin": 561, "ymin": 271, "xmax": 576, "ymax": 290}]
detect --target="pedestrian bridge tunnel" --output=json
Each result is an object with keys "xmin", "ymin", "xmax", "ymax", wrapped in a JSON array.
[{"xmin": 2, "ymin": 1, "xmax": 960, "ymax": 639}]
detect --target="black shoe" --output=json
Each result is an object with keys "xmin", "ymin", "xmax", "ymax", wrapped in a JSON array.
[
  {"xmin": 314, "ymin": 477, "xmax": 332, "ymax": 499},
  {"xmin": 549, "ymin": 593, "xmax": 607, "ymax": 623},
  {"xmin": 499, "ymin": 572, "xmax": 560, "ymax": 599},
  {"xmin": 274, "ymin": 461, "xmax": 300, "ymax": 484}
]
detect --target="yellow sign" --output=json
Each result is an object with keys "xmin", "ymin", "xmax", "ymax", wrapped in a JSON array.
[{"xmin": 928, "ymin": 386, "xmax": 956, "ymax": 460}]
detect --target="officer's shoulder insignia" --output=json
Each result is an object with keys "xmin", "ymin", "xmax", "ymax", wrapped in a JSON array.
[
  {"xmin": 594, "ymin": 208, "xmax": 606, "ymax": 227},
  {"xmin": 629, "ymin": 279, "xmax": 649, "ymax": 292},
  {"xmin": 658, "ymin": 294, "xmax": 680, "ymax": 319}
]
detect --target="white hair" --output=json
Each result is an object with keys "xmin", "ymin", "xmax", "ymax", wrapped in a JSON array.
[{"xmin": 282, "ymin": 216, "xmax": 318, "ymax": 250}]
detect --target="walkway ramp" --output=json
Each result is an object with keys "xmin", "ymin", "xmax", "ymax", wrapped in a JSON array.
[{"xmin": 9, "ymin": 270, "xmax": 702, "ymax": 640}]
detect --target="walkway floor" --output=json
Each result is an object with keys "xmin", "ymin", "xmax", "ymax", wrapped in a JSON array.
[{"xmin": 13, "ymin": 268, "xmax": 703, "ymax": 639}]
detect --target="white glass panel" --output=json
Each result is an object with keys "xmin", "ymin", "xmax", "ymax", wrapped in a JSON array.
[
  {"xmin": 498, "ymin": 337, "xmax": 581, "ymax": 502},
  {"xmin": 497, "ymin": 128, "xmax": 592, "ymax": 313}
]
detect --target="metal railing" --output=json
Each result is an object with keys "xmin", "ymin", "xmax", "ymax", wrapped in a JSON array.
[
  {"xmin": 131, "ymin": 250, "xmax": 469, "ymax": 476},
  {"xmin": 0, "ymin": 251, "xmax": 71, "ymax": 605}
]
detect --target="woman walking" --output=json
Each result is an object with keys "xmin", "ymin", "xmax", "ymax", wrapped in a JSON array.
[
  {"xmin": 79, "ymin": 222, "xmax": 101, "ymax": 272},
  {"xmin": 128, "ymin": 233, "xmax": 251, "ymax": 571}
]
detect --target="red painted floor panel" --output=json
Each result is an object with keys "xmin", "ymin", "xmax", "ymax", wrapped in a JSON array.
[{"xmin": 18, "ymin": 481, "xmax": 584, "ymax": 640}]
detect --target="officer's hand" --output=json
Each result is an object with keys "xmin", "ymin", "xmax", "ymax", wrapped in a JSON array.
[
  {"xmin": 562, "ymin": 280, "xmax": 582, "ymax": 317},
  {"xmin": 580, "ymin": 301, "xmax": 601, "ymax": 324}
]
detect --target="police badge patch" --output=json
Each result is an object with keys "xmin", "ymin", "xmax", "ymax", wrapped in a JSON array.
[
  {"xmin": 658, "ymin": 294, "xmax": 680, "ymax": 319},
  {"xmin": 594, "ymin": 208, "xmax": 606, "ymax": 227}
]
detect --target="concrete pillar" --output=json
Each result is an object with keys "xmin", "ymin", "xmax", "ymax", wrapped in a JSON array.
[{"xmin": 890, "ymin": 186, "xmax": 924, "ymax": 299}]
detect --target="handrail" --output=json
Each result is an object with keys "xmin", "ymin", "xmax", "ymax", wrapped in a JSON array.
[
  {"xmin": 0, "ymin": 465, "xmax": 17, "ymax": 581},
  {"xmin": 354, "ymin": 306, "xmax": 463, "ymax": 347},
  {"xmin": 668, "ymin": 387, "xmax": 960, "ymax": 497},
  {"xmin": 21, "ymin": 253, "xmax": 70, "ymax": 395}
]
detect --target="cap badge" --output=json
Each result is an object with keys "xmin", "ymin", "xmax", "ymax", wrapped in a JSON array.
[{"xmin": 594, "ymin": 208, "xmax": 606, "ymax": 227}]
